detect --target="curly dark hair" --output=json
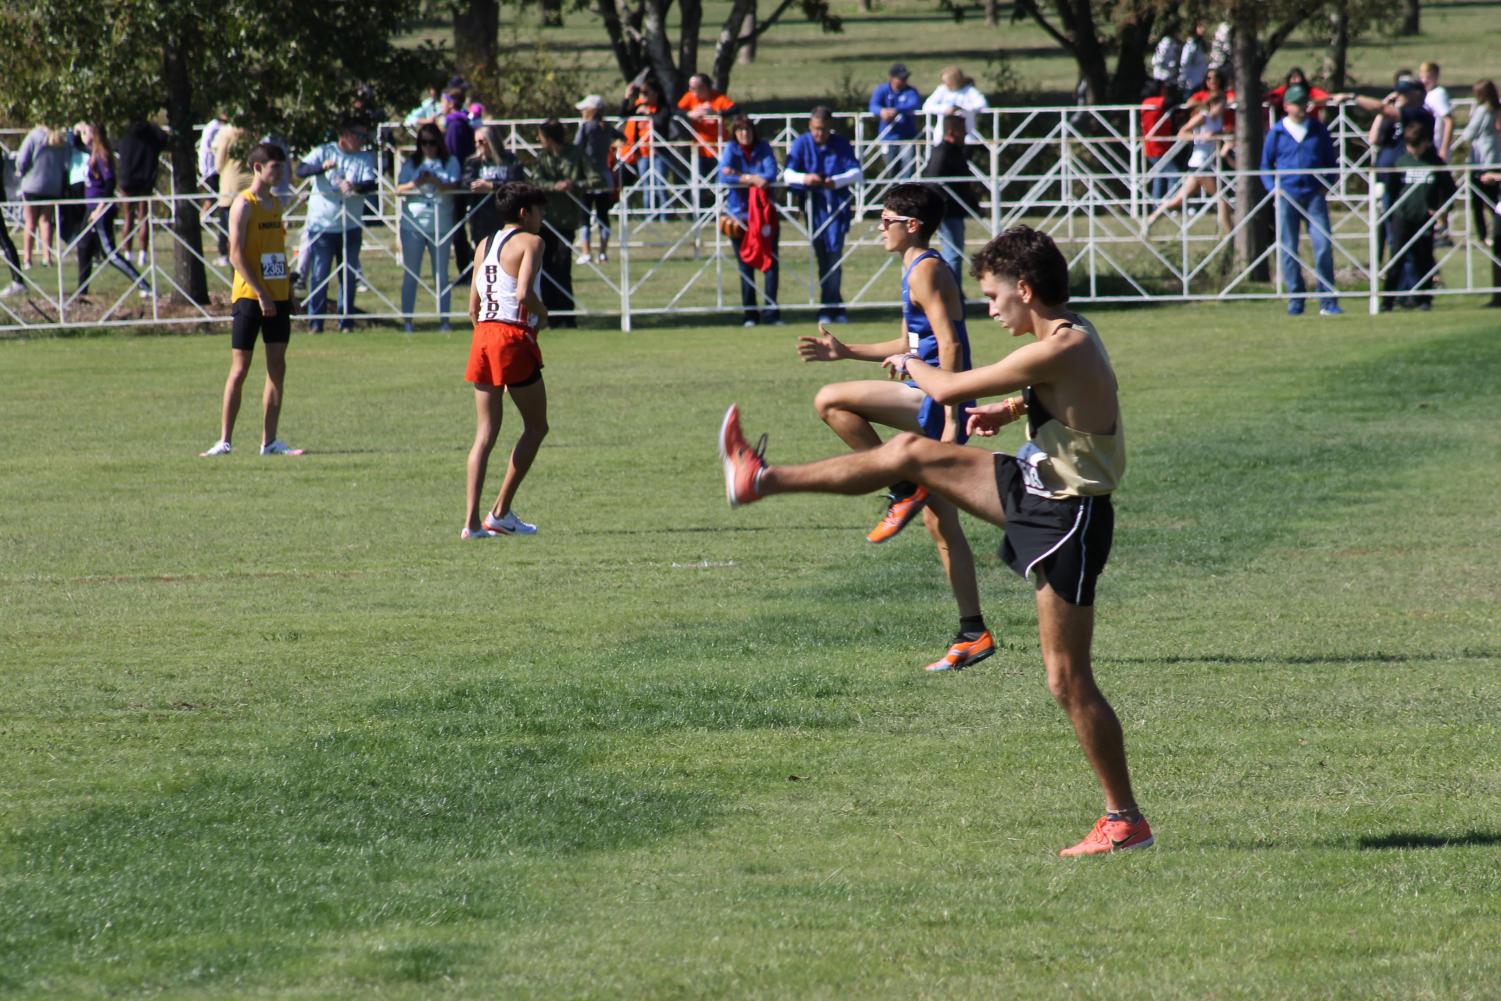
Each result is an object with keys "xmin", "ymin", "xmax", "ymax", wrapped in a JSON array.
[
  {"xmin": 968, "ymin": 226, "xmax": 1070, "ymax": 305},
  {"xmin": 881, "ymin": 183, "xmax": 945, "ymax": 241},
  {"xmin": 495, "ymin": 181, "xmax": 549, "ymax": 224}
]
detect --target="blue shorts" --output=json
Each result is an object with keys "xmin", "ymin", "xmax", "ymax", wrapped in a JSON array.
[{"xmin": 907, "ymin": 380, "xmax": 972, "ymax": 444}]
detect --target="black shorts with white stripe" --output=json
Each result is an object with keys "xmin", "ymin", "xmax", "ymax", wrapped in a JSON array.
[{"xmin": 993, "ymin": 454, "xmax": 1114, "ymax": 607}]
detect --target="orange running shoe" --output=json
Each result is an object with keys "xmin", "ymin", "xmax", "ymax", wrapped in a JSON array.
[
  {"xmin": 1059, "ymin": 814, "xmax": 1155, "ymax": 857},
  {"xmin": 924, "ymin": 630, "xmax": 996, "ymax": 672},
  {"xmin": 719, "ymin": 404, "xmax": 768, "ymax": 507},
  {"xmin": 866, "ymin": 486, "xmax": 929, "ymax": 543}
]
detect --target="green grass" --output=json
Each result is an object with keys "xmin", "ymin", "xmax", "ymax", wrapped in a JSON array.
[{"xmin": 2, "ymin": 300, "xmax": 1500, "ymax": 998}]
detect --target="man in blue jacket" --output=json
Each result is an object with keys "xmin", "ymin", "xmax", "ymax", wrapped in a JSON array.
[
  {"xmin": 1260, "ymin": 85, "xmax": 1342, "ymax": 316},
  {"xmin": 784, "ymin": 107, "xmax": 863, "ymax": 323},
  {"xmin": 870, "ymin": 63, "xmax": 922, "ymax": 179}
]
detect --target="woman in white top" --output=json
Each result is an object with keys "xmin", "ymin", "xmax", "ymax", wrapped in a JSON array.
[
  {"xmin": 922, "ymin": 66, "xmax": 988, "ymax": 140},
  {"xmin": 462, "ymin": 182, "xmax": 551, "ymax": 540},
  {"xmin": 396, "ymin": 123, "xmax": 462, "ymax": 331},
  {"xmin": 1144, "ymin": 94, "xmax": 1231, "ymax": 234},
  {"xmin": 1458, "ymin": 80, "xmax": 1501, "ymax": 244}
]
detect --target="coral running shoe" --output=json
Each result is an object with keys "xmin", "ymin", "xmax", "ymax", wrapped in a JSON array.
[
  {"xmin": 1059, "ymin": 815, "xmax": 1155, "ymax": 857},
  {"xmin": 924, "ymin": 630, "xmax": 996, "ymax": 672},
  {"xmin": 718, "ymin": 405, "xmax": 767, "ymax": 507},
  {"xmin": 866, "ymin": 486, "xmax": 929, "ymax": 543}
]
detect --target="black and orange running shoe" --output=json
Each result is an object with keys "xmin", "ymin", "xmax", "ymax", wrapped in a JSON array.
[
  {"xmin": 866, "ymin": 486, "xmax": 929, "ymax": 543},
  {"xmin": 1059, "ymin": 814, "xmax": 1155, "ymax": 857},
  {"xmin": 719, "ymin": 404, "xmax": 768, "ymax": 507},
  {"xmin": 923, "ymin": 630, "xmax": 996, "ymax": 672}
]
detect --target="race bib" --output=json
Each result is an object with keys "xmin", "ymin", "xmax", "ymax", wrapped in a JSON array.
[
  {"xmin": 1014, "ymin": 442, "xmax": 1053, "ymax": 497},
  {"xmin": 260, "ymin": 253, "xmax": 287, "ymax": 280}
]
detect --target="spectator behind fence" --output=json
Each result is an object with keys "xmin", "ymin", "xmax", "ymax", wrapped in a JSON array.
[
  {"xmin": 116, "ymin": 119, "xmax": 168, "ymax": 268},
  {"xmin": 1187, "ymin": 67, "xmax": 1236, "ymax": 135},
  {"xmin": 212, "ymin": 122, "xmax": 249, "ymax": 265},
  {"xmin": 620, "ymin": 77, "xmax": 672, "ymax": 219},
  {"xmin": 396, "ymin": 123, "xmax": 462, "ymax": 332},
  {"xmin": 297, "ymin": 118, "xmax": 378, "ymax": 332},
  {"xmin": 718, "ymin": 114, "xmax": 781, "ymax": 327},
  {"xmin": 1178, "ymin": 23, "xmax": 1209, "ymax": 94},
  {"xmin": 1458, "ymin": 80, "xmax": 1501, "ymax": 304},
  {"xmin": 0, "ymin": 145, "xmax": 23, "ymax": 296},
  {"xmin": 1386, "ymin": 119, "xmax": 1454, "ymax": 310},
  {"xmin": 678, "ymin": 74, "xmax": 739, "ymax": 178},
  {"xmin": 1265, "ymin": 68, "xmax": 1330, "ymax": 121},
  {"xmin": 1260, "ymin": 84, "xmax": 1341, "ymax": 316},
  {"xmin": 1208, "ymin": 22, "xmax": 1233, "ymax": 77},
  {"xmin": 198, "ymin": 113, "xmax": 227, "ymax": 196},
  {"xmin": 15, "ymin": 124, "xmax": 68, "ymax": 270},
  {"xmin": 922, "ymin": 66, "xmax": 988, "ymax": 140},
  {"xmin": 1151, "ymin": 29, "xmax": 1180, "ymax": 86},
  {"xmin": 922, "ymin": 114, "xmax": 981, "ymax": 292},
  {"xmin": 441, "ymin": 87, "xmax": 478, "ymax": 281},
  {"xmin": 784, "ymin": 106, "xmax": 862, "ymax": 324},
  {"xmin": 1144, "ymin": 93, "xmax": 1231, "ymax": 234},
  {"xmin": 62, "ymin": 126, "xmax": 89, "ymax": 246},
  {"xmin": 573, "ymin": 94, "xmax": 624, "ymax": 264},
  {"xmin": 870, "ymin": 63, "xmax": 922, "ymax": 179},
  {"xmin": 465, "ymin": 124, "xmax": 526, "ymax": 247},
  {"xmin": 1420, "ymin": 62, "xmax": 1454, "ymax": 161},
  {"xmin": 1140, "ymin": 78, "xmax": 1179, "ymax": 204},
  {"xmin": 76, "ymin": 123, "xmax": 152, "ymax": 299},
  {"xmin": 530, "ymin": 118, "xmax": 602, "ymax": 328},
  {"xmin": 404, "ymin": 84, "xmax": 443, "ymax": 129}
]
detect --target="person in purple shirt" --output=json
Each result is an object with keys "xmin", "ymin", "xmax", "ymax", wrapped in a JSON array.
[
  {"xmin": 869, "ymin": 63, "xmax": 923, "ymax": 180},
  {"xmin": 76, "ymin": 123, "xmax": 151, "ymax": 298},
  {"xmin": 442, "ymin": 87, "xmax": 477, "ymax": 281}
]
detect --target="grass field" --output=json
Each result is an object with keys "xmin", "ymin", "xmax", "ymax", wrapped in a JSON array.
[{"xmin": 2, "ymin": 300, "xmax": 1500, "ymax": 998}]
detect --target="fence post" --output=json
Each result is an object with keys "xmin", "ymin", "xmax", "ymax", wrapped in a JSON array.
[
  {"xmin": 1368, "ymin": 167, "xmax": 1380, "ymax": 316},
  {"xmin": 617, "ymin": 192, "xmax": 631, "ymax": 333}
]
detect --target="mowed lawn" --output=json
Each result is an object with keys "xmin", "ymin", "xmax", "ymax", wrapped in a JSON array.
[{"xmin": 1, "ymin": 301, "xmax": 1499, "ymax": 999}]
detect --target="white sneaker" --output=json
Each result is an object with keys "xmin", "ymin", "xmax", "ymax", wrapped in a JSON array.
[
  {"xmin": 212, "ymin": 255, "xmax": 228, "ymax": 267},
  {"xmin": 260, "ymin": 439, "xmax": 304, "ymax": 456},
  {"xmin": 135, "ymin": 251, "xmax": 147, "ymax": 266},
  {"xmin": 1, "ymin": 282, "xmax": 21, "ymax": 298},
  {"xmin": 576, "ymin": 252, "xmax": 592, "ymax": 265},
  {"xmin": 200, "ymin": 439, "xmax": 232, "ymax": 457},
  {"xmin": 461, "ymin": 526, "xmax": 497, "ymax": 540},
  {"xmin": 483, "ymin": 510, "xmax": 538, "ymax": 535},
  {"xmin": 598, "ymin": 251, "xmax": 608, "ymax": 262}
]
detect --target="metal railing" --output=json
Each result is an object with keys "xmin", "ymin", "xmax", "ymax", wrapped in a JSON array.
[{"xmin": 3, "ymin": 101, "xmax": 1497, "ymax": 332}]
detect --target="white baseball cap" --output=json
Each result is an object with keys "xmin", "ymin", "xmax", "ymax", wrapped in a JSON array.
[{"xmin": 575, "ymin": 94, "xmax": 604, "ymax": 111}]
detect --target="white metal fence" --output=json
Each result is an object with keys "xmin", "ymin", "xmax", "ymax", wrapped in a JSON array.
[{"xmin": 3, "ymin": 102, "xmax": 1498, "ymax": 332}]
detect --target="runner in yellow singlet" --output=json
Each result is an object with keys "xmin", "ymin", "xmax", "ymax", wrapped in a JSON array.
[{"xmin": 202, "ymin": 142, "xmax": 302, "ymax": 457}]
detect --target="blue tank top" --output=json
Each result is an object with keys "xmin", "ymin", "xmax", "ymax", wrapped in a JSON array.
[{"xmin": 902, "ymin": 249, "xmax": 971, "ymax": 368}]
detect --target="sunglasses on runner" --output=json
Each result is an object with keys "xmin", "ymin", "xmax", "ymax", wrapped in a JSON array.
[{"xmin": 878, "ymin": 214, "xmax": 916, "ymax": 230}]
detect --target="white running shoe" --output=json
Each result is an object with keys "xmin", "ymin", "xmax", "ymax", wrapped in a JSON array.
[
  {"xmin": 212, "ymin": 255, "xmax": 228, "ymax": 267},
  {"xmin": 260, "ymin": 439, "xmax": 304, "ymax": 456},
  {"xmin": 598, "ymin": 251, "xmax": 608, "ymax": 262},
  {"xmin": 200, "ymin": 439, "xmax": 232, "ymax": 457},
  {"xmin": 461, "ymin": 526, "xmax": 497, "ymax": 540},
  {"xmin": 483, "ymin": 510, "xmax": 538, "ymax": 535},
  {"xmin": 576, "ymin": 252, "xmax": 592, "ymax": 265},
  {"xmin": 1, "ymin": 282, "xmax": 21, "ymax": 298}
]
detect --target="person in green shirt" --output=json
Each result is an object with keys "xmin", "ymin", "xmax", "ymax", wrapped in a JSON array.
[
  {"xmin": 529, "ymin": 119, "xmax": 602, "ymax": 328},
  {"xmin": 1386, "ymin": 120, "xmax": 1455, "ymax": 311}
]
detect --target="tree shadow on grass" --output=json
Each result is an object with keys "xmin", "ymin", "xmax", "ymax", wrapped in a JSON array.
[{"xmin": 1357, "ymin": 831, "xmax": 1501, "ymax": 850}]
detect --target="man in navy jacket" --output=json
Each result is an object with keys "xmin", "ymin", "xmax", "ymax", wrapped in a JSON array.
[
  {"xmin": 1261, "ymin": 85, "xmax": 1342, "ymax": 316},
  {"xmin": 870, "ymin": 63, "xmax": 922, "ymax": 179},
  {"xmin": 785, "ymin": 107, "xmax": 863, "ymax": 322}
]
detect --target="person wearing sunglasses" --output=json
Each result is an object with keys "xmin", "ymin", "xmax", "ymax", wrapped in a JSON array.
[
  {"xmin": 793, "ymin": 182, "xmax": 990, "ymax": 673},
  {"xmin": 396, "ymin": 123, "xmax": 462, "ymax": 331}
]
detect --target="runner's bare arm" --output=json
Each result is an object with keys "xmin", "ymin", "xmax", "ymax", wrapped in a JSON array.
[
  {"xmin": 907, "ymin": 330, "xmax": 1080, "ymax": 404},
  {"xmin": 468, "ymin": 236, "xmax": 487, "ymax": 324},
  {"xmin": 227, "ymin": 194, "xmax": 274, "ymax": 314},
  {"xmin": 514, "ymin": 234, "xmax": 547, "ymax": 324},
  {"xmin": 796, "ymin": 325, "xmax": 906, "ymax": 363}
]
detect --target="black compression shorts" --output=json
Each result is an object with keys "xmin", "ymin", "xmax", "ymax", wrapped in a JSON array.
[{"xmin": 231, "ymin": 298, "xmax": 292, "ymax": 350}]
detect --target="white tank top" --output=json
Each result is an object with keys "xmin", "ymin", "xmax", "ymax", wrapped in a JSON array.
[{"xmin": 477, "ymin": 227, "xmax": 540, "ymax": 328}]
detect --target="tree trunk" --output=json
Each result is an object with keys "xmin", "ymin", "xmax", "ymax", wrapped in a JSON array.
[
  {"xmin": 1067, "ymin": 1, "xmax": 1112, "ymax": 105},
  {"xmin": 1231, "ymin": 6, "xmax": 1270, "ymax": 280},
  {"xmin": 453, "ymin": 0, "xmax": 500, "ymax": 97},
  {"xmin": 678, "ymin": 0, "xmax": 703, "ymax": 88},
  {"xmin": 162, "ymin": 32, "xmax": 207, "ymax": 306},
  {"xmin": 985, "ymin": 0, "xmax": 998, "ymax": 28},
  {"xmin": 1323, "ymin": 0, "xmax": 1350, "ymax": 91},
  {"xmin": 540, "ymin": 0, "xmax": 563, "ymax": 27},
  {"xmin": 712, "ymin": 0, "xmax": 755, "ymax": 90},
  {"xmin": 858, "ymin": 0, "xmax": 870, "ymax": 11},
  {"xmin": 599, "ymin": 0, "xmax": 645, "ymax": 83},
  {"xmin": 1399, "ymin": 0, "xmax": 1419, "ymax": 36},
  {"xmin": 738, "ymin": 1, "xmax": 756, "ymax": 65},
  {"xmin": 1107, "ymin": 10, "xmax": 1156, "ymax": 104},
  {"xmin": 642, "ymin": 0, "xmax": 683, "ymax": 99}
]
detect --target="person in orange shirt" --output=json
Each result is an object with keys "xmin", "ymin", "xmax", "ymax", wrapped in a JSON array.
[{"xmin": 677, "ymin": 74, "xmax": 739, "ymax": 177}]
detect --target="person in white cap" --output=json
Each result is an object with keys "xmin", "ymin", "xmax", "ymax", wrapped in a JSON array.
[{"xmin": 573, "ymin": 94, "xmax": 623, "ymax": 264}]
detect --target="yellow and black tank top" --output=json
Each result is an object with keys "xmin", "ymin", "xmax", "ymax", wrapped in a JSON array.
[
  {"xmin": 1020, "ymin": 315, "xmax": 1126, "ymax": 498},
  {"xmin": 230, "ymin": 190, "xmax": 290, "ymax": 303}
]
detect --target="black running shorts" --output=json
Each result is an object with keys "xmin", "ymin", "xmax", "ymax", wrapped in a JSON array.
[
  {"xmin": 994, "ymin": 454, "xmax": 1114, "ymax": 606},
  {"xmin": 231, "ymin": 298, "xmax": 292, "ymax": 350}
]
